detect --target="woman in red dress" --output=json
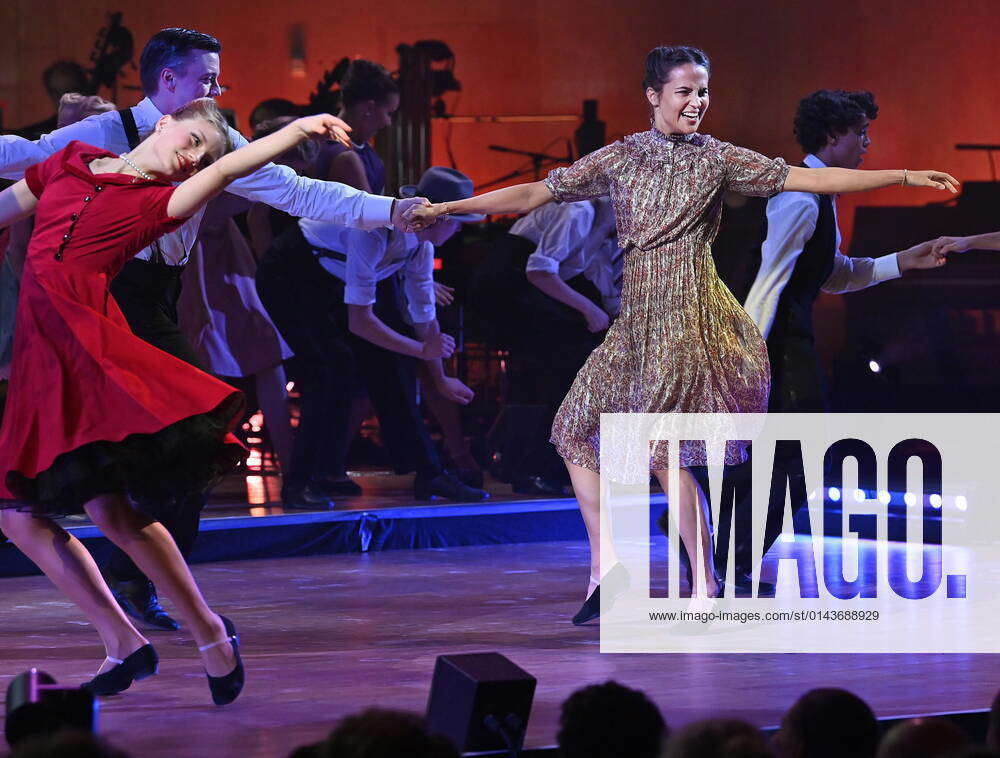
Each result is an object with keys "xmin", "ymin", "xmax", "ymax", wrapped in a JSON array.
[{"xmin": 0, "ymin": 98, "xmax": 352, "ymax": 703}]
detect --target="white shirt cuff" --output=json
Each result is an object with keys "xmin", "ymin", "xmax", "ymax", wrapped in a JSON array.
[
  {"xmin": 344, "ymin": 286, "xmax": 376, "ymax": 306},
  {"xmin": 363, "ymin": 195, "xmax": 394, "ymax": 229},
  {"xmin": 408, "ymin": 306, "xmax": 437, "ymax": 323},
  {"xmin": 525, "ymin": 252, "xmax": 560, "ymax": 274},
  {"xmin": 874, "ymin": 253, "xmax": 902, "ymax": 283}
]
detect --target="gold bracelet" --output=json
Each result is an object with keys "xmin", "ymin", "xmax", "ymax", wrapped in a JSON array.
[{"xmin": 901, "ymin": 169, "xmax": 908, "ymax": 187}]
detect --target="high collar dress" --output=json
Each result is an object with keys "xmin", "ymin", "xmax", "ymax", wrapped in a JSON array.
[
  {"xmin": 544, "ymin": 129, "xmax": 790, "ymax": 478},
  {"xmin": 0, "ymin": 141, "xmax": 244, "ymax": 514}
]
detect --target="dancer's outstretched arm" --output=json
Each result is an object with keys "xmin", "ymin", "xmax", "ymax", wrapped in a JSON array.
[
  {"xmin": 167, "ymin": 115, "xmax": 349, "ymax": 220},
  {"xmin": 0, "ymin": 180, "xmax": 38, "ymax": 227},
  {"xmin": 932, "ymin": 231, "xmax": 1000, "ymax": 255},
  {"xmin": 406, "ymin": 180, "xmax": 554, "ymax": 228},
  {"xmin": 785, "ymin": 166, "xmax": 959, "ymax": 195}
]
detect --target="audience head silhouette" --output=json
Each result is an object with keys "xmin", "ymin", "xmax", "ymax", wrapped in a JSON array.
[
  {"xmin": 10, "ymin": 730, "xmax": 132, "ymax": 758},
  {"xmin": 665, "ymin": 717, "xmax": 774, "ymax": 758},
  {"xmin": 776, "ymin": 688, "xmax": 879, "ymax": 758},
  {"xmin": 316, "ymin": 708, "xmax": 458, "ymax": 758},
  {"xmin": 557, "ymin": 680, "xmax": 668, "ymax": 758},
  {"xmin": 987, "ymin": 688, "xmax": 1000, "ymax": 752},
  {"xmin": 876, "ymin": 717, "xmax": 969, "ymax": 758}
]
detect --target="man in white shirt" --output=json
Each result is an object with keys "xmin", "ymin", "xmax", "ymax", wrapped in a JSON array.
[
  {"xmin": 258, "ymin": 167, "xmax": 488, "ymax": 503},
  {"xmin": 733, "ymin": 89, "xmax": 946, "ymax": 594},
  {"xmin": 743, "ymin": 89, "xmax": 944, "ymax": 412},
  {"xmin": 470, "ymin": 198, "xmax": 621, "ymax": 495},
  {"xmin": 0, "ymin": 27, "xmax": 428, "ymax": 630}
]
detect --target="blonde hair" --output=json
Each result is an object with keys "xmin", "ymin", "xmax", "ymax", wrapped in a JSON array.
[{"xmin": 169, "ymin": 97, "xmax": 233, "ymax": 160}]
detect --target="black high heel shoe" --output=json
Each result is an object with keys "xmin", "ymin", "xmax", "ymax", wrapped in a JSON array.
[
  {"xmin": 201, "ymin": 615, "xmax": 244, "ymax": 705},
  {"xmin": 571, "ymin": 563, "xmax": 630, "ymax": 625},
  {"xmin": 82, "ymin": 643, "xmax": 158, "ymax": 696}
]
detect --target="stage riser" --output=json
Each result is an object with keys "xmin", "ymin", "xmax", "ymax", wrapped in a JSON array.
[{"xmin": 0, "ymin": 496, "xmax": 944, "ymax": 578}]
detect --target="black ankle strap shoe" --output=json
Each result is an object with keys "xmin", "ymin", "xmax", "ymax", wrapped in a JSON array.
[
  {"xmin": 202, "ymin": 615, "xmax": 244, "ymax": 706},
  {"xmin": 81, "ymin": 643, "xmax": 158, "ymax": 696}
]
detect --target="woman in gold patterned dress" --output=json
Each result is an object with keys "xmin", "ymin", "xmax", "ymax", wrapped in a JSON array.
[{"xmin": 408, "ymin": 46, "xmax": 957, "ymax": 620}]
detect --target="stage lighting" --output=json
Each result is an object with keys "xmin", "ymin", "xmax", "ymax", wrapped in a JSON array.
[
  {"xmin": 854, "ymin": 489, "xmax": 865, "ymax": 503},
  {"xmin": 930, "ymin": 494, "xmax": 943, "ymax": 508},
  {"xmin": 878, "ymin": 490, "xmax": 891, "ymax": 505},
  {"xmin": 827, "ymin": 487, "xmax": 841, "ymax": 502},
  {"xmin": 869, "ymin": 360, "xmax": 882, "ymax": 373},
  {"xmin": 904, "ymin": 492, "xmax": 917, "ymax": 507},
  {"xmin": 956, "ymin": 495, "xmax": 968, "ymax": 511},
  {"xmin": 4, "ymin": 669, "xmax": 97, "ymax": 748},
  {"xmin": 426, "ymin": 652, "xmax": 536, "ymax": 756}
]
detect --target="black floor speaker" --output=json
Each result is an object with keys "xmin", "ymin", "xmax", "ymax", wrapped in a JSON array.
[
  {"xmin": 5, "ymin": 669, "xmax": 97, "ymax": 747},
  {"xmin": 426, "ymin": 652, "xmax": 536, "ymax": 753}
]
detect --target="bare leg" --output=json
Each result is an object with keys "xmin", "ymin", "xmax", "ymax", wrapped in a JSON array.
[
  {"xmin": 566, "ymin": 460, "xmax": 619, "ymax": 597},
  {"xmin": 82, "ymin": 494, "xmax": 235, "ymax": 677},
  {"xmin": 254, "ymin": 363, "xmax": 293, "ymax": 474},
  {"xmin": 0, "ymin": 508, "xmax": 147, "ymax": 670},
  {"xmin": 653, "ymin": 467, "xmax": 719, "ymax": 597}
]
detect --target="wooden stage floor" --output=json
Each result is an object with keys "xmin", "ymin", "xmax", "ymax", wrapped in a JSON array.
[{"xmin": 2, "ymin": 541, "xmax": 998, "ymax": 757}]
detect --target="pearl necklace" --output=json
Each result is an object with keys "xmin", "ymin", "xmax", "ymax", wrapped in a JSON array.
[{"xmin": 118, "ymin": 153, "xmax": 155, "ymax": 181}]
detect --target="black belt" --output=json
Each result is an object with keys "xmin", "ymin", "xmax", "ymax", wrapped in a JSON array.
[{"xmin": 312, "ymin": 246, "xmax": 347, "ymax": 263}]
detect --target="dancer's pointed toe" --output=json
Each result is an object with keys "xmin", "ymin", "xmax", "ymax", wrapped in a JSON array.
[
  {"xmin": 82, "ymin": 643, "xmax": 158, "ymax": 696},
  {"xmin": 571, "ymin": 563, "xmax": 631, "ymax": 625},
  {"xmin": 202, "ymin": 615, "xmax": 244, "ymax": 706}
]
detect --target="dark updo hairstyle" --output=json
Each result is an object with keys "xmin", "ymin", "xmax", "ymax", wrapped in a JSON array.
[
  {"xmin": 249, "ymin": 97, "xmax": 298, "ymax": 130},
  {"xmin": 642, "ymin": 45, "xmax": 711, "ymax": 94},
  {"xmin": 793, "ymin": 89, "xmax": 878, "ymax": 155},
  {"xmin": 341, "ymin": 59, "xmax": 399, "ymax": 108}
]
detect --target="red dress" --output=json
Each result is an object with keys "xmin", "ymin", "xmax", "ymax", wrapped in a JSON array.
[{"xmin": 0, "ymin": 141, "xmax": 244, "ymax": 514}]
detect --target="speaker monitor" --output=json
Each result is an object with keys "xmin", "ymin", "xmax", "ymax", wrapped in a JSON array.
[
  {"xmin": 426, "ymin": 652, "xmax": 536, "ymax": 753},
  {"xmin": 4, "ymin": 669, "xmax": 97, "ymax": 748}
]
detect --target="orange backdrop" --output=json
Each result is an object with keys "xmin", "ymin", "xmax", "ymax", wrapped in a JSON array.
[{"xmin": 3, "ymin": 0, "xmax": 999, "ymax": 354}]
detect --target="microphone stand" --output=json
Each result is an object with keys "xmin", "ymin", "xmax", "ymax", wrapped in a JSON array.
[{"xmin": 476, "ymin": 142, "xmax": 573, "ymax": 190}]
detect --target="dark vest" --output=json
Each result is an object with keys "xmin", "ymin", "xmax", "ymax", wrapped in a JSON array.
[{"xmin": 765, "ymin": 167, "xmax": 837, "ymax": 412}]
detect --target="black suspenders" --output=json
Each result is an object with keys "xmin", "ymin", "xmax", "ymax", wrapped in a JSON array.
[
  {"xmin": 118, "ymin": 108, "xmax": 166, "ymax": 265},
  {"xmin": 118, "ymin": 108, "xmax": 141, "ymax": 150}
]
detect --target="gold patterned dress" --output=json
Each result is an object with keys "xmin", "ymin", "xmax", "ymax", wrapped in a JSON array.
[{"xmin": 545, "ymin": 128, "xmax": 790, "ymax": 472}]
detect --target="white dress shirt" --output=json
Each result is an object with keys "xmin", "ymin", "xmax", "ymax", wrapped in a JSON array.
[
  {"xmin": 511, "ymin": 199, "xmax": 623, "ymax": 315},
  {"xmin": 743, "ymin": 153, "xmax": 902, "ymax": 339},
  {"xmin": 300, "ymin": 218, "xmax": 436, "ymax": 324},
  {"xmin": 0, "ymin": 98, "xmax": 392, "ymax": 266}
]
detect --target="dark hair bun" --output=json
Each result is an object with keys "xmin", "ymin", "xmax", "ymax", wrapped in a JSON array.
[
  {"xmin": 340, "ymin": 59, "xmax": 399, "ymax": 108},
  {"xmin": 643, "ymin": 46, "xmax": 711, "ymax": 93}
]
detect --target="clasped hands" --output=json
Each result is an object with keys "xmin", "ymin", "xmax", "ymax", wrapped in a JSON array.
[
  {"xmin": 897, "ymin": 235, "xmax": 983, "ymax": 272},
  {"xmin": 391, "ymin": 197, "xmax": 441, "ymax": 233},
  {"xmin": 397, "ymin": 200, "xmax": 446, "ymax": 233}
]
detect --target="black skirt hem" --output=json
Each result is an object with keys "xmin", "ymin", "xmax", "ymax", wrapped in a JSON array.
[{"xmin": 2, "ymin": 392, "xmax": 246, "ymax": 517}]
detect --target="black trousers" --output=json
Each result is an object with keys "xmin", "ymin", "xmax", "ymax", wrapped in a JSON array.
[
  {"xmin": 102, "ymin": 259, "xmax": 209, "ymax": 582},
  {"xmin": 470, "ymin": 233, "xmax": 603, "ymax": 481},
  {"xmin": 767, "ymin": 333, "xmax": 829, "ymax": 413},
  {"xmin": 256, "ymin": 226, "xmax": 442, "ymax": 487},
  {"xmin": 724, "ymin": 334, "xmax": 828, "ymax": 576}
]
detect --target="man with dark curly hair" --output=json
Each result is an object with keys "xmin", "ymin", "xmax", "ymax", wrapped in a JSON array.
[
  {"xmin": 744, "ymin": 88, "xmax": 947, "ymax": 413},
  {"xmin": 735, "ymin": 90, "xmax": 951, "ymax": 590},
  {"xmin": 557, "ymin": 680, "xmax": 668, "ymax": 758}
]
